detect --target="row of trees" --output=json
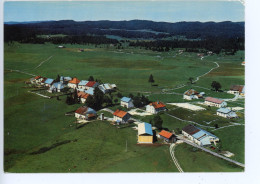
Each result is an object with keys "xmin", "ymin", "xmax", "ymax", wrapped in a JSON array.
[{"xmin": 129, "ymin": 37, "xmax": 244, "ymax": 54}]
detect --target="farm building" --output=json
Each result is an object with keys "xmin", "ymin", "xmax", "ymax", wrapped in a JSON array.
[
  {"xmin": 85, "ymin": 87, "xmax": 95, "ymax": 95},
  {"xmin": 241, "ymin": 61, "xmax": 245, "ymax": 66},
  {"xmin": 60, "ymin": 76, "xmax": 72, "ymax": 84},
  {"xmin": 113, "ymin": 109, "xmax": 131, "ymax": 124},
  {"xmin": 77, "ymin": 91, "xmax": 90, "ymax": 103},
  {"xmin": 44, "ymin": 78, "xmax": 55, "ymax": 87},
  {"xmin": 86, "ymin": 81, "xmax": 99, "ymax": 89},
  {"xmin": 40, "ymin": 77, "xmax": 48, "ymax": 85},
  {"xmin": 120, "ymin": 97, "xmax": 134, "ymax": 108},
  {"xmin": 159, "ymin": 130, "xmax": 176, "ymax": 143},
  {"xmin": 216, "ymin": 108, "xmax": 238, "ymax": 119},
  {"xmin": 204, "ymin": 97, "xmax": 227, "ymax": 108},
  {"xmin": 138, "ymin": 123, "xmax": 153, "ymax": 144},
  {"xmin": 146, "ymin": 101, "xmax": 166, "ymax": 114},
  {"xmin": 32, "ymin": 76, "xmax": 44, "ymax": 84},
  {"xmin": 78, "ymin": 80, "xmax": 89, "ymax": 90},
  {"xmin": 182, "ymin": 124, "xmax": 219, "ymax": 146},
  {"xmin": 228, "ymin": 85, "xmax": 245, "ymax": 96},
  {"xmin": 68, "ymin": 78, "xmax": 80, "ymax": 89},
  {"xmin": 58, "ymin": 45, "xmax": 65, "ymax": 48},
  {"xmin": 98, "ymin": 83, "xmax": 115, "ymax": 94},
  {"xmin": 75, "ymin": 106, "xmax": 97, "ymax": 120},
  {"xmin": 183, "ymin": 89, "xmax": 204, "ymax": 100},
  {"xmin": 48, "ymin": 82, "xmax": 66, "ymax": 93}
]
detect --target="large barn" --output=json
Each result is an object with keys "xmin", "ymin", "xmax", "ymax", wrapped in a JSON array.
[{"xmin": 138, "ymin": 123, "xmax": 153, "ymax": 144}]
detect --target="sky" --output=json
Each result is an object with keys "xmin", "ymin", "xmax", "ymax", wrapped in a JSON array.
[{"xmin": 4, "ymin": 1, "xmax": 244, "ymax": 23}]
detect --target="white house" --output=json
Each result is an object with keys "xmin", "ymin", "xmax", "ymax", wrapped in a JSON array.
[
  {"xmin": 204, "ymin": 97, "xmax": 227, "ymax": 108},
  {"xmin": 78, "ymin": 80, "xmax": 89, "ymax": 90},
  {"xmin": 75, "ymin": 106, "xmax": 97, "ymax": 120},
  {"xmin": 68, "ymin": 77, "xmax": 80, "ymax": 89},
  {"xmin": 113, "ymin": 109, "xmax": 131, "ymax": 124},
  {"xmin": 228, "ymin": 85, "xmax": 245, "ymax": 96},
  {"xmin": 183, "ymin": 89, "xmax": 204, "ymax": 100},
  {"xmin": 146, "ymin": 101, "xmax": 166, "ymax": 114},
  {"xmin": 216, "ymin": 108, "xmax": 238, "ymax": 119},
  {"xmin": 48, "ymin": 82, "xmax": 66, "ymax": 93},
  {"xmin": 182, "ymin": 124, "xmax": 219, "ymax": 146},
  {"xmin": 120, "ymin": 97, "xmax": 134, "ymax": 108}
]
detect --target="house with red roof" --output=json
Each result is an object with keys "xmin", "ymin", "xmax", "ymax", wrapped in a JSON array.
[
  {"xmin": 31, "ymin": 76, "xmax": 45, "ymax": 84},
  {"xmin": 86, "ymin": 81, "xmax": 99, "ymax": 89},
  {"xmin": 77, "ymin": 91, "xmax": 90, "ymax": 103},
  {"xmin": 159, "ymin": 130, "xmax": 176, "ymax": 143},
  {"xmin": 75, "ymin": 106, "xmax": 97, "ymax": 120},
  {"xmin": 183, "ymin": 89, "xmax": 204, "ymax": 100},
  {"xmin": 113, "ymin": 109, "xmax": 131, "ymax": 124},
  {"xmin": 146, "ymin": 101, "xmax": 166, "ymax": 114},
  {"xmin": 68, "ymin": 77, "xmax": 80, "ymax": 89},
  {"xmin": 204, "ymin": 97, "xmax": 227, "ymax": 108}
]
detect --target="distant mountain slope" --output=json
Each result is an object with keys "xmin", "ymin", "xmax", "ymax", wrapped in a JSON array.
[{"xmin": 4, "ymin": 20, "xmax": 244, "ymax": 39}]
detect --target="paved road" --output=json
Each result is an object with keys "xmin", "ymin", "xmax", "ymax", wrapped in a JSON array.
[
  {"xmin": 169, "ymin": 144, "xmax": 184, "ymax": 172},
  {"xmin": 177, "ymin": 135, "xmax": 245, "ymax": 168}
]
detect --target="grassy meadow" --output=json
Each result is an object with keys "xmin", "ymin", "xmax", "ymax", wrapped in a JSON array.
[{"xmin": 4, "ymin": 42, "xmax": 245, "ymax": 172}]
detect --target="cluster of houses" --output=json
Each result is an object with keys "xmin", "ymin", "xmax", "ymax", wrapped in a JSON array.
[
  {"xmin": 183, "ymin": 87, "xmax": 243, "ymax": 119},
  {"xmin": 30, "ymin": 75, "xmax": 117, "ymax": 103}
]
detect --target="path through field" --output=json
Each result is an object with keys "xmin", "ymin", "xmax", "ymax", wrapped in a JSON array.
[
  {"xmin": 161, "ymin": 61, "xmax": 219, "ymax": 94},
  {"xmin": 34, "ymin": 56, "xmax": 53, "ymax": 69},
  {"xmin": 169, "ymin": 143, "xmax": 184, "ymax": 172}
]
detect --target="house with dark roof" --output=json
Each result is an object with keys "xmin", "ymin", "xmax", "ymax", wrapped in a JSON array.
[
  {"xmin": 159, "ymin": 130, "xmax": 176, "ymax": 143},
  {"xmin": 120, "ymin": 97, "xmax": 134, "ymax": 108},
  {"xmin": 75, "ymin": 106, "xmax": 97, "ymax": 120},
  {"xmin": 138, "ymin": 123, "xmax": 153, "ymax": 144},
  {"xmin": 182, "ymin": 124, "xmax": 219, "ymax": 146},
  {"xmin": 113, "ymin": 109, "xmax": 131, "ymax": 124},
  {"xmin": 146, "ymin": 101, "xmax": 166, "ymax": 114},
  {"xmin": 183, "ymin": 89, "xmax": 204, "ymax": 100},
  {"xmin": 228, "ymin": 85, "xmax": 245, "ymax": 96},
  {"xmin": 204, "ymin": 97, "xmax": 227, "ymax": 108},
  {"xmin": 217, "ymin": 108, "xmax": 238, "ymax": 119}
]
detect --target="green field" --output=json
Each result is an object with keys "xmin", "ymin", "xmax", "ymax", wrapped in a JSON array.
[
  {"xmin": 175, "ymin": 144, "xmax": 243, "ymax": 172},
  {"xmin": 4, "ymin": 42, "xmax": 245, "ymax": 172}
]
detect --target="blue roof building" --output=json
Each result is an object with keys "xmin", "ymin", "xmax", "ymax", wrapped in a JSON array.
[
  {"xmin": 85, "ymin": 87, "xmax": 94, "ymax": 95},
  {"xmin": 121, "ymin": 97, "xmax": 132, "ymax": 103},
  {"xmin": 44, "ymin": 78, "xmax": 54, "ymax": 85},
  {"xmin": 78, "ymin": 80, "xmax": 89, "ymax": 86}
]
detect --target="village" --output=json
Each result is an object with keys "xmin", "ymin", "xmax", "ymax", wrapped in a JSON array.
[{"xmin": 27, "ymin": 72, "xmax": 245, "ymax": 168}]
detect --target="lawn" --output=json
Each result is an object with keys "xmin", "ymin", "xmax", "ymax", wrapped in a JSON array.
[
  {"xmin": 175, "ymin": 144, "xmax": 244, "ymax": 172},
  {"xmin": 6, "ymin": 121, "xmax": 178, "ymax": 172},
  {"xmin": 4, "ymin": 42, "xmax": 245, "ymax": 172}
]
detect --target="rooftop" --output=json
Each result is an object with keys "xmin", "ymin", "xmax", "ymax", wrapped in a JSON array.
[
  {"xmin": 113, "ymin": 109, "xmax": 128, "ymax": 118},
  {"xmin": 149, "ymin": 101, "xmax": 166, "ymax": 109},
  {"xmin": 138, "ymin": 122, "xmax": 153, "ymax": 136},
  {"xmin": 121, "ymin": 97, "xmax": 132, "ymax": 103},
  {"xmin": 159, "ymin": 130, "xmax": 173, "ymax": 139},
  {"xmin": 205, "ymin": 97, "xmax": 224, "ymax": 104}
]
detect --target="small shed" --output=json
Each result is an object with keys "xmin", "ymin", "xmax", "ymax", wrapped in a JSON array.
[{"xmin": 159, "ymin": 130, "xmax": 176, "ymax": 143}]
